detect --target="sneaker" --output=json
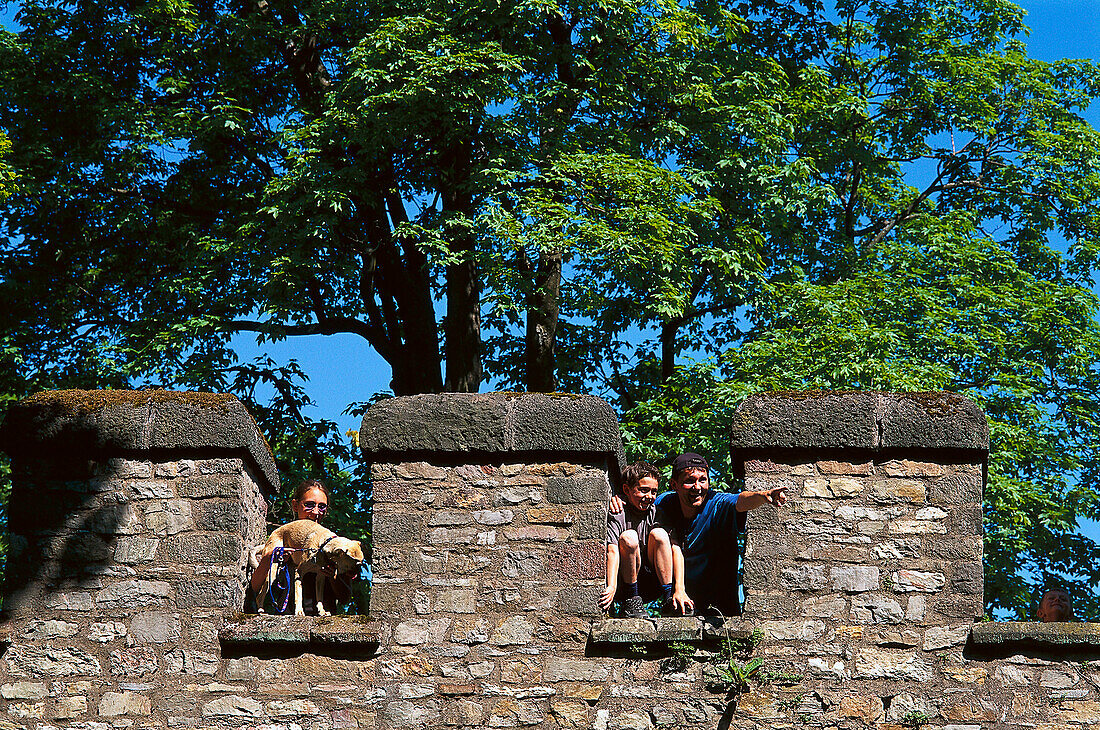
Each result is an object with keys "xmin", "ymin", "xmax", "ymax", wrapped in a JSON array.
[{"xmin": 621, "ymin": 595, "xmax": 648, "ymax": 619}]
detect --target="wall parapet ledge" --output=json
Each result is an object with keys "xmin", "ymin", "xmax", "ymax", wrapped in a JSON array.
[
  {"xmin": 360, "ymin": 392, "xmax": 625, "ymax": 471},
  {"xmin": 220, "ymin": 615, "xmax": 380, "ymax": 655},
  {"xmin": 731, "ymin": 391, "xmax": 989, "ymax": 453},
  {"xmin": 0, "ymin": 389, "xmax": 279, "ymax": 494},
  {"xmin": 969, "ymin": 621, "xmax": 1100, "ymax": 654}
]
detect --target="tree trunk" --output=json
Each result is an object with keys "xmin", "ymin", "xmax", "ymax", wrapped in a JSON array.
[
  {"xmin": 444, "ymin": 242, "xmax": 482, "ymax": 392},
  {"xmin": 525, "ymin": 249, "xmax": 562, "ymax": 392},
  {"xmin": 660, "ymin": 319, "xmax": 677, "ymax": 383},
  {"xmin": 441, "ymin": 142, "xmax": 482, "ymax": 393}
]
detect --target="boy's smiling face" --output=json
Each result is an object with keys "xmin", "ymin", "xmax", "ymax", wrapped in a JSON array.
[{"xmin": 623, "ymin": 475, "xmax": 659, "ymax": 511}]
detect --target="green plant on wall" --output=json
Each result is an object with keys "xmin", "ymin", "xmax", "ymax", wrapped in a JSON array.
[{"xmin": 900, "ymin": 711, "xmax": 930, "ymax": 728}]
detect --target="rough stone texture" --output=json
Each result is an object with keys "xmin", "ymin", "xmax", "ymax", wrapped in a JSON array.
[
  {"xmin": 360, "ymin": 392, "xmax": 625, "ymax": 476},
  {"xmin": 731, "ymin": 391, "xmax": 989, "ymax": 451},
  {"xmin": 4, "ymin": 389, "xmax": 1100, "ymax": 730},
  {"xmin": 0, "ymin": 389, "xmax": 279, "ymax": 493}
]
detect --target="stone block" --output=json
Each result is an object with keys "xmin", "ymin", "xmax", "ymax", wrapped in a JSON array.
[
  {"xmin": 879, "ymin": 393, "xmax": 989, "ymax": 449},
  {"xmin": 22, "ymin": 620, "xmax": 79, "ymax": 640},
  {"xmin": 780, "ymin": 564, "xmax": 829, "ymax": 591},
  {"xmin": 174, "ymin": 579, "xmax": 237, "ymax": 608},
  {"xmin": 99, "ymin": 691, "xmax": 152, "ymax": 716},
  {"xmin": 802, "ymin": 477, "xmax": 864, "ymax": 498},
  {"xmin": 490, "ymin": 616, "xmax": 534, "ymax": 646},
  {"xmin": 191, "ymin": 499, "xmax": 241, "ymax": 531},
  {"xmin": 818, "ymin": 460, "xmax": 873, "ymax": 475},
  {"xmin": 164, "ymin": 649, "xmax": 219, "ymax": 675},
  {"xmin": 731, "ymin": 392, "xmax": 879, "ymax": 449},
  {"xmin": 851, "ymin": 595, "xmax": 904, "ymax": 624},
  {"xmin": 544, "ymin": 656, "xmax": 610, "ymax": 682},
  {"xmin": 128, "ymin": 480, "xmax": 173, "ymax": 499},
  {"xmin": 831, "ymin": 565, "xmax": 880, "ymax": 592},
  {"xmin": 383, "ymin": 699, "xmax": 442, "ymax": 727},
  {"xmin": 110, "ymin": 647, "xmax": 159, "ymax": 676},
  {"xmin": 881, "ymin": 460, "xmax": 945, "ymax": 478},
  {"xmin": 55, "ymin": 694, "xmax": 87, "ymax": 719},
  {"xmin": 555, "ymin": 585, "xmax": 602, "ymax": 617},
  {"xmin": 870, "ymin": 479, "xmax": 926, "ymax": 503},
  {"xmin": 434, "ymin": 590, "xmax": 477, "ymax": 614},
  {"xmin": 174, "ymin": 474, "xmax": 238, "ymax": 499},
  {"xmin": 129, "ymin": 611, "xmax": 181, "ymax": 644},
  {"xmin": 473, "ymin": 509, "xmax": 515, "ymax": 526},
  {"xmin": 546, "ymin": 476, "xmax": 607, "ymax": 504},
  {"xmin": 94, "ymin": 580, "xmax": 171, "ymax": 609},
  {"xmin": 201, "ymin": 695, "xmax": 265, "ymax": 718},
  {"xmin": 548, "ymin": 541, "xmax": 603, "ymax": 580},
  {"xmin": 929, "ymin": 472, "xmax": 983, "ymax": 504},
  {"xmin": 88, "ymin": 621, "xmax": 127, "ymax": 642},
  {"xmin": 86, "ymin": 502, "xmax": 141, "ymax": 535},
  {"xmin": 375, "ymin": 512, "xmax": 424, "ymax": 545},
  {"xmin": 922, "ymin": 624, "xmax": 970, "ymax": 650},
  {"xmin": 1, "ymin": 682, "xmax": 48, "ymax": 699},
  {"xmin": 891, "ymin": 570, "xmax": 946, "ymax": 593},
  {"xmin": 1, "ymin": 391, "xmax": 278, "ymax": 494},
  {"xmin": 853, "ymin": 647, "xmax": 933, "ymax": 681},
  {"xmin": 950, "ymin": 561, "xmax": 983, "ymax": 596},
  {"xmin": 428, "ymin": 510, "xmax": 473, "ymax": 527},
  {"xmin": 114, "ymin": 536, "xmax": 159, "ymax": 564},
  {"xmin": 159, "ymin": 533, "xmax": 241, "ymax": 564},
  {"xmin": 501, "ymin": 551, "xmax": 544, "ymax": 578},
  {"xmin": 144, "ymin": 499, "xmax": 193, "ymax": 536}
]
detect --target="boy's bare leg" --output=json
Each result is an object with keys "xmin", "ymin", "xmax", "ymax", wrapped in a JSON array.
[
  {"xmin": 617, "ymin": 530, "xmax": 647, "ymax": 618},
  {"xmin": 598, "ymin": 544, "xmax": 619, "ymax": 611},
  {"xmin": 647, "ymin": 528, "xmax": 674, "ymax": 585},
  {"xmin": 617, "ymin": 529, "xmax": 642, "ymax": 584}
]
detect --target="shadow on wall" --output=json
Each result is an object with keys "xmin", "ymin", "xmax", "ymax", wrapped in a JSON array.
[{"xmin": 3, "ymin": 456, "xmax": 134, "ymax": 621}]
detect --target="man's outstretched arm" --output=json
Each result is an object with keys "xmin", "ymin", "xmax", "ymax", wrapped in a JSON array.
[{"xmin": 736, "ymin": 485, "xmax": 789, "ymax": 512}]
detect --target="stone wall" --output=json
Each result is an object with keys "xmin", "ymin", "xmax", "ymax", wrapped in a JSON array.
[{"xmin": 0, "ymin": 389, "xmax": 1098, "ymax": 730}]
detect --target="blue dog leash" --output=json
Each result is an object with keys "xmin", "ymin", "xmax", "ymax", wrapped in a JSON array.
[{"xmin": 267, "ymin": 546, "xmax": 294, "ymax": 614}]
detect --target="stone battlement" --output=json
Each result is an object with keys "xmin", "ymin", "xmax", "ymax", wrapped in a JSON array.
[{"xmin": 0, "ymin": 389, "xmax": 1096, "ymax": 729}]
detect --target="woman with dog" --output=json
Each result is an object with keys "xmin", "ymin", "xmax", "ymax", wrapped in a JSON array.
[{"xmin": 247, "ymin": 478, "xmax": 351, "ymax": 614}]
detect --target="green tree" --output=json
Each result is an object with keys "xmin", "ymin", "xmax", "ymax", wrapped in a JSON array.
[
  {"xmin": 606, "ymin": 1, "xmax": 1100, "ymax": 620},
  {"xmin": 2, "ymin": 0, "xmax": 1100, "ymax": 619}
]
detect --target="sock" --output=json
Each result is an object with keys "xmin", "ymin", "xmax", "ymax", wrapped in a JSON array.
[
  {"xmin": 661, "ymin": 583, "xmax": 673, "ymax": 600},
  {"xmin": 625, "ymin": 581, "xmax": 639, "ymax": 598}
]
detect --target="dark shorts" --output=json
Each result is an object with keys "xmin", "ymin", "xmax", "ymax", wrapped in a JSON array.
[{"xmin": 614, "ymin": 563, "xmax": 662, "ymax": 603}]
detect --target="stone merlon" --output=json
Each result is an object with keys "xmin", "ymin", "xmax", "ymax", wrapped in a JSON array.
[
  {"xmin": 360, "ymin": 393, "xmax": 625, "ymax": 470},
  {"xmin": 0, "ymin": 389, "xmax": 279, "ymax": 493},
  {"xmin": 731, "ymin": 391, "xmax": 989, "ymax": 452}
]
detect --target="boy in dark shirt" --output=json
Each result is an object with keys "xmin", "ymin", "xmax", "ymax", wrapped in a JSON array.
[{"xmin": 600, "ymin": 461, "xmax": 689, "ymax": 618}]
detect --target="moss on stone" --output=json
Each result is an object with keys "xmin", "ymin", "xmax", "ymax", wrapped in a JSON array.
[{"xmin": 22, "ymin": 389, "xmax": 237, "ymax": 416}]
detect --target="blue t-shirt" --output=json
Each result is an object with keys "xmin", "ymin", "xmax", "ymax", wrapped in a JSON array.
[{"xmin": 655, "ymin": 490, "xmax": 746, "ymax": 615}]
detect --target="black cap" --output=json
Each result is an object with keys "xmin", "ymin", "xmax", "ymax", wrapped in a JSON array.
[{"xmin": 672, "ymin": 452, "xmax": 709, "ymax": 475}]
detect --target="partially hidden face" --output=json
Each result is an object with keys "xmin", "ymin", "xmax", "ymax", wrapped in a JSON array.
[
  {"xmin": 293, "ymin": 487, "xmax": 329, "ymax": 521},
  {"xmin": 673, "ymin": 467, "xmax": 709, "ymax": 510},
  {"xmin": 1037, "ymin": 589, "xmax": 1072, "ymax": 622},
  {"xmin": 623, "ymin": 475, "xmax": 659, "ymax": 512}
]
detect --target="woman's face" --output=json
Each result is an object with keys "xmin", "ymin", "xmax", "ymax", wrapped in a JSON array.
[{"xmin": 292, "ymin": 486, "xmax": 329, "ymax": 522}]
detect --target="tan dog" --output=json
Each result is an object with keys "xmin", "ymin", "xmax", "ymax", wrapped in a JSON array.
[{"xmin": 251, "ymin": 519, "xmax": 364, "ymax": 616}]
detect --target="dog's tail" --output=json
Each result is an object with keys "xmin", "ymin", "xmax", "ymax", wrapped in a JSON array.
[{"xmin": 246, "ymin": 543, "xmax": 265, "ymax": 570}]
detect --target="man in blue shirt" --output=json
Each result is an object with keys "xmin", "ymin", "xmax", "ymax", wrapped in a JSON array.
[{"xmin": 655, "ymin": 452, "xmax": 788, "ymax": 616}]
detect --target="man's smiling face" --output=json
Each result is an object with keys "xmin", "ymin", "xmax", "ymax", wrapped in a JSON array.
[{"xmin": 673, "ymin": 467, "xmax": 709, "ymax": 513}]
